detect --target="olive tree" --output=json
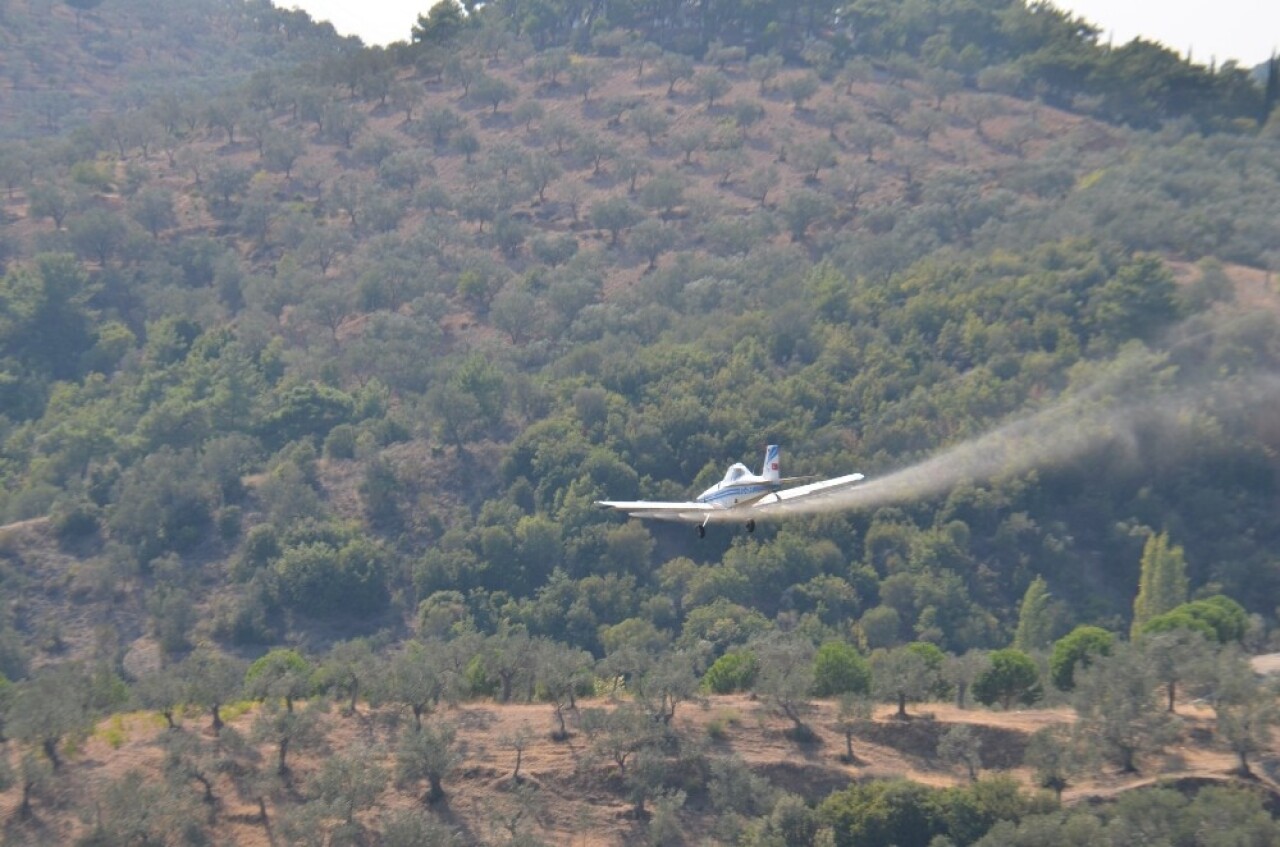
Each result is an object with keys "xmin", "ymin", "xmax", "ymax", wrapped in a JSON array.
[
  {"xmin": 870, "ymin": 644, "xmax": 941, "ymax": 719},
  {"xmin": 397, "ymin": 719, "xmax": 463, "ymax": 804},
  {"xmin": 937, "ymin": 724, "xmax": 982, "ymax": 781},
  {"xmin": 1212, "ymin": 649, "xmax": 1280, "ymax": 776},
  {"xmin": 751, "ymin": 634, "xmax": 817, "ymax": 740},
  {"xmin": 9, "ymin": 664, "xmax": 90, "ymax": 770},
  {"xmin": 1072, "ymin": 643, "xmax": 1177, "ymax": 774}
]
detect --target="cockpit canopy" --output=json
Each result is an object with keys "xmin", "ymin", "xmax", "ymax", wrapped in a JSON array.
[{"xmin": 722, "ymin": 463, "xmax": 751, "ymax": 482}]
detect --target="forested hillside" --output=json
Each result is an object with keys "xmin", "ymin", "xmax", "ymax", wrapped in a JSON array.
[
  {"xmin": 1, "ymin": 0, "xmax": 1279, "ymax": 843},
  {"xmin": 0, "ymin": 0, "xmax": 356, "ymax": 140}
]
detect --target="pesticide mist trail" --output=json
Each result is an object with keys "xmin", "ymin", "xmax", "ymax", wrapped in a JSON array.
[{"xmin": 793, "ymin": 358, "xmax": 1280, "ymax": 517}]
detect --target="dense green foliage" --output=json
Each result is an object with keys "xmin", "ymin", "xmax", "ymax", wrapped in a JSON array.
[
  {"xmin": 1139, "ymin": 595, "xmax": 1249, "ymax": 644},
  {"xmin": 0, "ymin": 0, "xmax": 1278, "ymax": 840},
  {"xmin": 1130, "ymin": 531, "xmax": 1188, "ymax": 637},
  {"xmin": 819, "ymin": 776, "xmax": 1054, "ymax": 847},
  {"xmin": 975, "ymin": 785, "xmax": 1280, "ymax": 847},
  {"xmin": 0, "ymin": 0, "xmax": 1275, "ymax": 697},
  {"xmin": 1012, "ymin": 576, "xmax": 1052, "ymax": 652},
  {"xmin": 973, "ymin": 648, "xmax": 1041, "ymax": 709},
  {"xmin": 811, "ymin": 640, "xmax": 871, "ymax": 696},
  {"xmin": 702, "ymin": 649, "xmax": 758, "ymax": 694},
  {"xmin": 1050, "ymin": 626, "xmax": 1114, "ymax": 691}
]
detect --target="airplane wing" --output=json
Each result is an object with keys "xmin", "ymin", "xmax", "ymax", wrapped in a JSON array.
[
  {"xmin": 746, "ymin": 472, "xmax": 866, "ymax": 517},
  {"xmin": 596, "ymin": 472, "xmax": 867, "ymax": 524},
  {"xmin": 594, "ymin": 500, "xmax": 720, "ymax": 523}
]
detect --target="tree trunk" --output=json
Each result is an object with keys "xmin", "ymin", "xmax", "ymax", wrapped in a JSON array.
[
  {"xmin": 553, "ymin": 705, "xmax": 568, "ymax": 738},
  {"xmin": 195, "ymin": 773, "xmax": 215, "ymax": 804},
  {"xmin": 277, "ymin": 738, "xmax": 290, "ymax": 775},
  {"xmin": 845, "ymin": 731, "xmax": 854, "ymax": 760},
  {"xmin": 344, "ymin": 678, "xmax": 359, "ymax": 716},
  {"xmin": 897, "ymin": 693, "xmax": 908, "ymax": 719},
  {"xmin": 212, "ymin": 704, "xmax": 224, "ymax": 736},
  {"xmin": 42, "ymin": 737, "xmax": 61, "ymax": 770}
]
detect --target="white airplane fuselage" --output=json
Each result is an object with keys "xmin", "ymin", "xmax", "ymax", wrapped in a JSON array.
[
  {"xmin": 695, "ymin": 465, "xmax": 783, "ymax": 508},
  {"xmin": 695, "ymin": 445, "xmax": 782, "ymax": 509}
]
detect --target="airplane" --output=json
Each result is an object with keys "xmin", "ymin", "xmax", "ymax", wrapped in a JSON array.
[{"xmin": 595, "ymin": 445, "xmax": 865, "ymax": 537}]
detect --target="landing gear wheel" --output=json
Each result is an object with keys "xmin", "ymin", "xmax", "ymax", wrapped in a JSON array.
[
  {"xmin": 697, "ymin": 524, "xmax": 706, "ymax": 539},
  {"xmin": 746, "ymin": 520, "xmax": 756, "ymax": 534}
]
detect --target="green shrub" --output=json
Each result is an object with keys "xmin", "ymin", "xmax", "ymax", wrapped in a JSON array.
[
  {"xmin": 1049, "ymin": 626, "xmax": 1113, "ymax": 691},
  {"xmin": 702, "ymin": 650, "xmax": 758, "ymax": 694},
  {"xmin": 324, "ymin": 424, "xmax": 358, "ymax": 459},
  {"xmin": 233, "ymin": 524, "xmax": 280, "ymax": 580},
  {"xmin": 273, "ymin": 537, "xmax": 389, "ymax": 617},
  {"xmin": 1141, "ymin": 595, "xmax": 1248, "ymax": 644},
  {"xmin": 216, "ymin": 505, "xmax": 242, "ymax": 541},
  {"xmin": 52, "ymin": 499, "xmax": 100, "ymax": 543},
  {"xmin": 812, "ymin": 641, "xmax": 871, "ymax": 697},
  {"xmin": 972, "ymin": 648, "xmax": 1042, "ymax": 709}
]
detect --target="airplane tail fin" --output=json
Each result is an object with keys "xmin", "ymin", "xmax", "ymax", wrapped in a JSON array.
[{"xmin": 761, "ymin": 444, "xmax": 781, "ymax": 482}]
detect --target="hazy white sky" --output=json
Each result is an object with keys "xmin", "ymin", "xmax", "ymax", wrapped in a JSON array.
[
  {"xmin": 1059, "ymin": 0, "xmax": 1277, "ymax": 67},
  {"xmin": 291, "ymin": 0, "xmax": 1278, "ymax": 67}
]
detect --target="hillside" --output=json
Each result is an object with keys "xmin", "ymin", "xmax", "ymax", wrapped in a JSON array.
[
  {"xmin": 0, "ymin": 0, "xmax": 355, "ymax": 140},
  {"xmin": 1, "ymin": 0, "xmax": 1280, "ymax": 843},
  {"xmin": 1, "ymin": 691, "xmax": 1271, "ymax": 847},
  {"xmin": 1, "ymin": 3, "xmax": 1276, "ymax": 653}
]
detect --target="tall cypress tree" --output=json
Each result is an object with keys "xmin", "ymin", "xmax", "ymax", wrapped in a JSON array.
[
  {"xmin": 1014, "ymin": 576, "xmax": 1053, "ymax": 652},
  {"xmin": 1131, "ymin": 532, "xmax": 1189, "ymax": 638}
]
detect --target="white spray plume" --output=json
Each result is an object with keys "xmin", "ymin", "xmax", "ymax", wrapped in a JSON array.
[{"xmin": 791, "ymin": 354, "xmax": 1280, "ymax": 516}]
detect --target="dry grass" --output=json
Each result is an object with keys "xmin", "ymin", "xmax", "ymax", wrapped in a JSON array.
[{"xmin": 0, "ymin": 693, "xmax": 1271, "ymax": 845}]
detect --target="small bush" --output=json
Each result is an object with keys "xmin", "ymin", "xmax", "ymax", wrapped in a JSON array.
[
  {"xmin": 702, "ymin": 650, "xmax": 758, "ymax": 694},
  {"xmin": 52, "ymin": 500, "xmax": 101, "ymax": 543},
  {"xmin": 371, "ymin": 417, "xmax": 410, "ymax": 446},
  {"xmin": 217, "ymin": 505, "xmax": 242, "ymax": 541},
  {"xmin": 324, "ymin": 424, "xmax": 358, "ymax": 459},
  {"xmin": 233, "ymin": 524, "xmax": 280, "ymax": 580},
  {"xmin": 97, "ymin": 715, "xmax": 128, "ymax": 750},
  {"xmin": 209, "ymin": 580, "xmax": 277, "ymax": 645},
  {"xmin": 706, "ymin": 708, "xmax": 743, "ymax": 740}
]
